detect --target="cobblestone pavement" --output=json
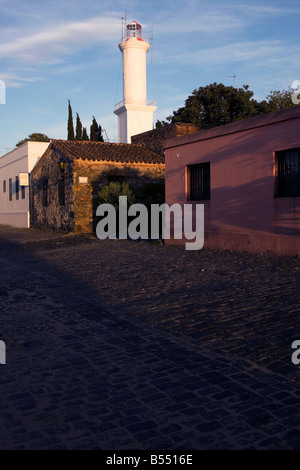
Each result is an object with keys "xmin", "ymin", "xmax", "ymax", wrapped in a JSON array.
[{"xmin": 0, "ymin": 225, "xmax": 299, "ymax": 450}]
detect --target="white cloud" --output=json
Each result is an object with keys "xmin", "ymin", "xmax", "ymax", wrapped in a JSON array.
[
  {"xmin": 165, "ymin": 40, "xmax": 296, "ymax": 68},
  {"xmin": 236, "ymin": 3, "xmax": 300, "ymax": 15},
  {"xmin": 0, "ymin": 15, "xmax": 121, "ymax": 63},
  {"xmin": 157, "ymin": 12, "xmax": 244, "ymax": 35},
  {"xmin": 150, "ymin": 0, "xmax": 296, "ymax": 39},
  {"xmin": 0, "ymin": 71, "xmax": 43, "ymax": 88}
]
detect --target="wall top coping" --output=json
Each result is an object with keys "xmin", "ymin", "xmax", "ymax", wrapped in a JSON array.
[{"xmin": 163, "ymin": 106, "xmax": 300, "ymax": 150}]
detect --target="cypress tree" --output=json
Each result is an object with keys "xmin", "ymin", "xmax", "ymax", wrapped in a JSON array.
[
  {"xmin": 75, "ymin": 113, "xmax": 83, "ymax": 140},
  {"xmin": 67, "ymin": 100, "xmax": 75, "ymax": 140},
  {"xmin": 97, "ymin": 125, "xmax": 104, "ymax": 142},
  {"xmin": 90, "ymin": 116, "xmax": 98, "ymax": 141},
  {"xmin": 82, "ymin": 127, "xmax": 89, "ymax": 141},
  {"xmin": 90, "ymin": 116, "xmax": 104, "ymax": 142}
]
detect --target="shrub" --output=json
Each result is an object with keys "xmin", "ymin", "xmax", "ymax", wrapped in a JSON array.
[
  {"xmin": 97, "ymin": 182, "xmax": 136, "ymax": 209},
  {"xmin": 96, "ymin": 180, "xmax": 165, "ymax": 239}
]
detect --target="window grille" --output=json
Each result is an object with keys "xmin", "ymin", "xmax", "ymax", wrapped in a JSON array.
[
  {"xmin": 188, "ymin": 163, "xmax": 210, "ymax": 201},
  {"xmin": 275, "ymin": 148, "xmax": 300, "ymax": 197}
]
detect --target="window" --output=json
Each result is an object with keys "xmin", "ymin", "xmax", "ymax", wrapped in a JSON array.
[
  {"xmin": 187, "ymin": 162, "xmax": 210, "ymax": 201},
  {"xmin": 275, "ymin": 148, "xmax": 300, "ymax": 197},
  {"xmin": 9, "ymin": 178, "xmax": 12, "ymax": 201},
  {"xmin": 22, "ymin": 186, "xmax": 25, "ymax": 199},
  {"xmin": 3, "ymin": 180, "xmax": 6, "ymax": 193},
  {"xmin": 58, "ymin": 177, "xmax": 65, "ymax": 205},
  {"xmin": 15, "ymin": 176, "xmax": 19, "ymax": 200},
  {"xmin": 43, "ymin": 180, "xmax": 48, "ymax": 206}
]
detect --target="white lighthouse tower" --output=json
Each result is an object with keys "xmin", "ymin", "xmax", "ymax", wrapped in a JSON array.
[{"xmin": 114, "ymin": 20, "xmax": 157, "ymax": 143}]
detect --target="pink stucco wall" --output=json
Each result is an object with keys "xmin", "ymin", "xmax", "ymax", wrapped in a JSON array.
[{"xmin": 164, "ymin": 107, "xmax": 300, "ymax": 255}]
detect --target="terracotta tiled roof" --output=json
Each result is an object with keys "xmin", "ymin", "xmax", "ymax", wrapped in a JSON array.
[{"xmin": 50, "ymin": 139, "xmax": 164, "ymax": 164}]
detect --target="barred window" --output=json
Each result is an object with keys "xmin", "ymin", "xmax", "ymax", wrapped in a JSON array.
[
  {"xmin": 15, "ymin": 176, "xmax": 19, "ymax": 200},
  {"xmin": 187, "ymin": 162, "xmax": 210, "ymax": 201},
  {"xmin": 275, "ymin": 148, "xmax": 300, "ymax": 197},
  {"xmin": 9, "ymin": 178, "xmax": 12, "ymax": 201}
]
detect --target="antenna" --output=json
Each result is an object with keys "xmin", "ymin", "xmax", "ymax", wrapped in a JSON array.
[
  {"xmin": 121, "ymin": 12, "xmax": 127, "ymax": 41},
  {"xmin": 103, "ymin": 129, "xmax": 110, "ymax": 142},
  {"xmin": 227, "ymin": 73, "xmax": 238, "ymax": 90}
]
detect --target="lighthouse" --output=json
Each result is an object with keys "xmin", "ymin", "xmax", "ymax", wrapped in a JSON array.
[{"xmin": 114, "ymin": 20, "xmax": 157, "ymax": 143}]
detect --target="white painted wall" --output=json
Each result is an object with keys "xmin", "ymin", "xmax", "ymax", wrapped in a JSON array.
[
  {"xmin": 126, "ymin": 105, "xmax": 157, "ymax": 143},
  {"xmin": 120, "ymin": 38, "xmax": 149, "ymax": 106},
  {"xmin": 0, "ymin": 141, "xmax": 50, "ymax": 228}
]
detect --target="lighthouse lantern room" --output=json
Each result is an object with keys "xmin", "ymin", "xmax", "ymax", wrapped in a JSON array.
[
  {"xmin": 114, "ymin": 20, "xmax": 157, "ymax": 143},
  {"xmin": 126, "ymin": 21, "xmax": 142, "ymax": 39}
]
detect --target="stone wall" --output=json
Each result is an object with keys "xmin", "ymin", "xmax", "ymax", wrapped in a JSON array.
[
  {"xmin": 31, "ymin": 147, "xmax": 165, "ymax": 234},
  {"xmin": 31, "ymin": 147, "xmax": 75, "ymax": 232},
  {"xmin": 131, "ymin": 123, "xmax": 200, "ymax": 156},
  {"xmin": 73, "ymin": 159, "xmax": 165, "ymax": 233}
]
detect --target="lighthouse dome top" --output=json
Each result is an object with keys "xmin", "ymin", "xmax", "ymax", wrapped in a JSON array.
[{"xmin": 126, "ymin": 21, "xmax": 143, "ymax": 40}]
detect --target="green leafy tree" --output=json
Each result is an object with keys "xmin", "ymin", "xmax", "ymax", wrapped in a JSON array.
[
  {"xmin": 16, "ymin": 133, "xmax": 50, "ymax": 147},
  {"xmin": 155, "ymin": 119, "xmax": 169, "ymax": 129},
  {"xmin": 167, "ymin": 83, "xmax": 266, "ymax": 129},
  {"xmin": 265, "ymin": 88, "xmax": 295, "ymax": 112},
  {"xmin": 158, "ymin": 83, "xmax": 296, "ymax": 131},
  {"xmin": 67, "ymin": 99, "xmax": 75, "ymax": 140},
  {"xmin": 75, "ymin": 113, "xmax": 83, "ymax": 140}
]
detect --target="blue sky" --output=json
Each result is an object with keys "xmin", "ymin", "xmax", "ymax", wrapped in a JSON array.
[{"xmin": 0, "ymin": 0, "xmax": 299, "ymax": 153}]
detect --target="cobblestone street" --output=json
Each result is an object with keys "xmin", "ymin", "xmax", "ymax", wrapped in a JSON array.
[{"xmin": 0, "ymin": 225, "xmax": 299, "ymax": 450}]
